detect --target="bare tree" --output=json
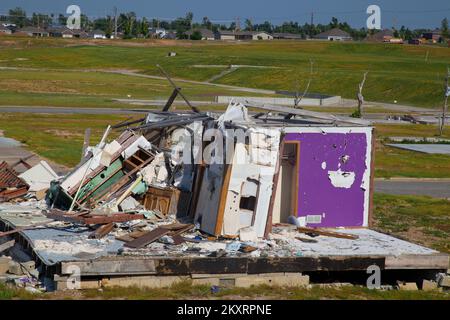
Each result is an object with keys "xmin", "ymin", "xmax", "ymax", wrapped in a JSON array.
[
  {"xmin": 356, "ymin": 71, "xmax": 368, "ymax": 118},
  {"xmin": 294, "ymin": 59, "xmax": 314, "ymax": 109},
  {"xmin": 439, "ymin": 67, "xmax": 450, "ymax": 136}
]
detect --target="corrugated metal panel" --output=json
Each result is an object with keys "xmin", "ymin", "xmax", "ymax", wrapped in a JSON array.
[{"xmin": 0, "ymin": 161, "xmax": 28, "ymax": 189}]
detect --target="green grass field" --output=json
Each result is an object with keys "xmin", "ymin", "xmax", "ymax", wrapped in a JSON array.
[{"xmin": 0, "ymin": 38, "xmax": 449, "ymax": 108}]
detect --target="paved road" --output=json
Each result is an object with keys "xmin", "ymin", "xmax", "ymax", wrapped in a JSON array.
[{"xmin": 375, "ymin": 179, "xmax": 450, "ymax": 199}]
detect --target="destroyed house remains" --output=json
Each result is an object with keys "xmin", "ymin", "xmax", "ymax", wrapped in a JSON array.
[{"xmin": 0, "ymin": 96, "xmax": 448, "ymax": 292}]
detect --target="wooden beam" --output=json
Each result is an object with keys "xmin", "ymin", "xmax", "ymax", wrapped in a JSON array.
[{"xmin": 297, "ymin": 227, "xmax": 359, "ymax": 240}]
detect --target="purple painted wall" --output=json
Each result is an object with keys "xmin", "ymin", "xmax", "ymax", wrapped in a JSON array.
[{"xmin": 284, "ymin": 132, "xmax": 368, "ymax": 227}]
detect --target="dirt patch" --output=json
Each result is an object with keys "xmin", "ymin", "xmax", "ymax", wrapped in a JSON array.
[
  {"xmin": 44, "ymin": 129, "xmax": 83, "ymax": 139},
  {"xmin": 394, "ymin": 226, "xmax": 444, "ymax": 250}
]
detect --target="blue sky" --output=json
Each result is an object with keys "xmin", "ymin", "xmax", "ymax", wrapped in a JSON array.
[{"xmin": 0, "ymin": 0, "xmax": 449, "ymax": 29}]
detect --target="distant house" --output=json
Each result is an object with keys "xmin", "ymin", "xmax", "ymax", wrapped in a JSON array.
[
  {"xmin": 314, "ymin": 28, "xmax": 352, "ymax": 41},
  {"xmin": 0, "ymin": 25, "xmax": 12, "ymax": 35},
  {"xmin": 15, "ymin": 27, "xmax": 49, "ymax": 37},
  {"xmin": 215, "ymin": 30, "xmax": 273, "ymax": 40},
  {"xmin": 185, "ymin": 28, "xmax": 215, "ymax": 40},
  {"xmin": 48, "ymin": 27, "xmax": 88, "ymax": 38},
  {"xmin": 421, "ymin": 29, "xmax": 442, "ymax": 43},
  {"xmin": 215, "ymin": 30, "xmax": 236, "ymax": 40},
  {"xmin": 365, "ymin": 29, "xmax": 394, "ymax": 42},
  {"xmin": 90, "ymin": 29, "xmax": 106, "ymax": 39},
  {"xmin": 272, "ymin": 33, "xmax": 303, "ymax": 40},
  {"xmin": 164, "ymin": 31, "xmax": 177, "ymax": 40},
  {"xmin": 408, "ymin": 38, "xmax": 421, "ymax": 45},
  {"xmin": 148, "ymin": 27, "xmax": 166, "ymax": 39}
]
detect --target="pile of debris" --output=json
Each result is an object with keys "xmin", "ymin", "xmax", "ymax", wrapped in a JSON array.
[{"xmin": 2, "ymin": 98, "xmax": 446, "ymax": 292}]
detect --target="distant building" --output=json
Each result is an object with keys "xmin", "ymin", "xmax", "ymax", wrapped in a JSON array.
[
  {"xmin": 272, "ymin": 33, "xmax": 303, "ymax": 40},
  {"xmin": 90, "ymin": 29, "xmax": 106, "ymax": 39},
  {"xmin": 0, "ymin": 25, "xmax": 12, "ymax": 35},
  {"xmin": 164, "ymin": 31, "xmax": 177, "ymax": 40},
  {"xmin": 48, "ymin": 27, "xmax": 88, "ymax": 38},
  {"xmin": 148, "ymin": 27, "xmax": 167, "ymax": 39},
  {"xmin": 15, "ymin": 27, "xmax": 49, "ymax": 37},
  {"xmin": 421, "ymin": 29, "xmax": 442, "ymax": 42},
  {"xmin": 365, "ymin": 29, "xmax": 394, "ymax": 42},
  {"xmin": 408, "ymin": 38, "xmax": 421, "ymax": 45},
  {"xmin": 215, "ymin": 30, "xmax": 236, "ymax": 40},
  {"xmin": 185, "ymin": 28, "xmax": 215, "ymax": 40},
  {"xmin": 314, "ymin": 28, "xmax": 352, "ymax": 41},
  {"xmin": 215, "ymin": 30, "xmax": 273, "ymax": 40}
]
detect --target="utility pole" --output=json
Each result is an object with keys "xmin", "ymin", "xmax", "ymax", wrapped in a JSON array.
[
  {"xmin": 439, "ymin": 67, "xmax": 450, "ymax": 136},
  {"xmin": 114, "ymin": 6, "xmax": 118, "ymax": 39},
  {"xmin": 310, "ymin": 12, "xmax": 314, "ymax": 39}
]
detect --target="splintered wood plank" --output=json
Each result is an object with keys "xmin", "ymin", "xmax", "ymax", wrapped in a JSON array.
[
  {"xmin": 89, "ymin": 222, "xmax": 114, "ymax": 239},
  {"xmin": 297, "ymin": 227, "xmax": 359, "ymax": 240},
  {"xmin": 124, "ymin": 228, "xmax": 171, "ymax": 249},
  {"xmin": 214, "ymin": 164, "xmax": 232, "ymax": 236}
]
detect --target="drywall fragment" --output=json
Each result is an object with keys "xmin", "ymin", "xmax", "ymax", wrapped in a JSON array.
[
  {"xmin": 122, "ymin": 136, "xmax": 151, "ymax": 159},
  {"xmin": 18, "ymin": 161, "xmax": 59, "ymax": 192},
  {"xmin": 327, "ymin": 169, "xmax": 355, "ymax": 189},
  {"xmin": 239, "ymin": 226, "xmax": 258, "ymax": 242},
  {"xmin": 100, "ymin": 140, "xmax": 121, "ymax": 167},
  {"xmin": 120, "ymin": 196, "xmax": 140, "ymax": 211}
]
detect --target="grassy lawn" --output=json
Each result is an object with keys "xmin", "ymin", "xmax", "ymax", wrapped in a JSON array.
[
  {"xmin": 0, "ymin": 68, "xmax": 273, "ymax": 108},
  {"xmin": 0, "ymin": 38, "xmax": 449, "ymax": 108},
  {"xmin": 374, "ymin": 124, "xmax": 450, "ymax": 178},
  {"xmin": 373, "ymin": 193, "xmax": 450, "ymax": 253},
  {"xmin": 1, "ymin": 281, "xmax": 448, "ymax": 300},
  {"xmin": 0, "ymin": 113, "xmax": 134, "ymax": 167}
]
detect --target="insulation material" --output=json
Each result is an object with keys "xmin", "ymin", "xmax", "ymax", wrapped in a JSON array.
[
  {"xmin": 100, "ymin": 140, "xmax": 121, "ymax": 167},
  {"xmin": 217, "ymin": 102, "xmax": 252, "ymax": 126},
  {"xmin": 121, "ymin": 136, "xmax": 151, "ymax": 159},
  {"xmin": 18, "ymin": 161, "xmax": 59, "ymax": 192},
  {"xmin": 284, "ymin": 127, "xmax": 373, "ymax": 228}
]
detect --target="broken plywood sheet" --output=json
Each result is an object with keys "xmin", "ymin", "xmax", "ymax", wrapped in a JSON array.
[
  {"xmin": 18, "ymin": 160, "xmax": 59, "ymax": 192},
  {"xmin": 196, "ymin": 163, "xmax": 225, "ymax": 235},
  {"xmin": 222, "ymin": 129, "xmax": 281, "ymax": 238}
]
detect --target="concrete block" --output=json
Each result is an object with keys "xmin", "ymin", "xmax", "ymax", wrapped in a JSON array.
[
  {"xmin": 235, "ymin": 273, "xmax": 309, "ymax": 288},
  {"xmin": 8, "ymin": 261, "xmax": 24, "ymax": 275},
  {"xmin": 397, "ymin": 282, "xmax": 418, "ymax": 291},
  {"xmin": 21, "ymin": 261, "xmax": 36, "ymax": 273},
  {"xmin": 438, "ymin": 275, "xmax": 450, "ymax": 288},
  {"xmin": 0, "ymin": 256, "xmax": 12, "ymax": 274},
  {"xmin": 192, "ymin": 278, "xmax": 220, "ymax": 286},
  {"xmin": 101, "ymin": 275, "xmax": 188, "ymax": 289},
  {"xmin": 422, "ymin": 280, "xmax": 438, "ymax": 291}
]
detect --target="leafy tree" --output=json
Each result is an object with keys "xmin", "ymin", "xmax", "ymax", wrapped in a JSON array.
[
  {"xmin": 442, "ymin": 18, "xmax": 449, "ymax": 38},
  {"xmin": 31, "ymin": 13, "xmax": 52, "ymax": 28},
  {"xmin": 9, "ymin": 7, "xmax": 28, "ymax": 28},
  {"xmin": 190, "ymin": 30, "xmax": 202, "ymax": 40},
  {"xmin": 202, "ymin": 16, "xmax": 212, "ymax": 29},
  {"xmin": 244, "ymin": 19, "xmax": 253, "ymax": 31},
  {"xmin": 58, "ymin": 14, "xmax": 66, "ymax": 26},
  {"xmin": 330, "ymin": 17, "xmax": 338, "ymax": 28}
]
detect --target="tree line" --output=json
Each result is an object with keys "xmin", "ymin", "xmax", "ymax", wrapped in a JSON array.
[{"xmin": 1, "ymin": 7, "xmax": 448, "ymax": 40}]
